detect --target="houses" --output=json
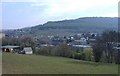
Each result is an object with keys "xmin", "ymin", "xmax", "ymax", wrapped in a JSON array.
[
  {"xmin": 39, "ymin": 44, "xmax": 54, "ymax": 48},
  {"xmin": 41, "ymin": 32, "xmax": 96, "ymax": 51},
  {"xmin": 1, "ymin": 45, "xmax": 33, "ymax": 54},
  {"xmin": 74, "ymin": 37, "xmax": 88, "ymax": 45},
  {"xmin": 65, "ymin": 33, "xmax": 97, "ymax": 51},
  {"xmin": 1, "ymin": 45, "xmax": 20, "ymax": 52},
  {"xmin": 51, "ymin": 36, "xmax": 65, "ymax": 46},
  {"xmin": 1, "ymin": 32, "xmax": 98, "ymax": 54},
  {"xmin": 71, "ymin": 44, "xmax": 92, "ymax": 51}
]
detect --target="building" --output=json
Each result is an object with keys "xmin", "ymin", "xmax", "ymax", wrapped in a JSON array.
[
  {"xmin": 39, "ymin": 44, "xmax": 54, "ymax": 48},
  {"xmin": 51, "ymin": 36, "xmax": 64, "ymax": 46},
  {"xmin": 23, "ymin": 47, "xmax": 33, "ymax": 54},
  {"xmin": 71, "ymin": 44, "xmax": 92, "ymax": 51},
  {"xmin": 1, "ymin": 45, "xmax": 20, "ymax": 52}
]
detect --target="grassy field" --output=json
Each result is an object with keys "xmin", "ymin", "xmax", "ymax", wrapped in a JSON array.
[
  {"xmin": 2, "ymin": 53, "xmax": 118, "ymax": 74},
  {"xmin": 0, "ymin": 52, "xmax": 2, "ymax": 75}
]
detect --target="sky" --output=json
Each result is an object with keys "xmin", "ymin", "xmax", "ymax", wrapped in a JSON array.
[{"xmin": 1, "ymin": 0, "xmax": 119, "ymax": 29}]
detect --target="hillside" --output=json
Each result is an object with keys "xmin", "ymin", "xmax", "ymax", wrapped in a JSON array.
[
  {"xmin": 2, "ymin": 53, "xmax": 118, "ymax": 74},
  {"xmin": 3, "ymin": 17, "xmax": 118, "ymax": 37}
]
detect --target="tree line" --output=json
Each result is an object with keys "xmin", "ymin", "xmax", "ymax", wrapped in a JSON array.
[{"xmin": 92, "ymin": 31, "xmax": 120, "ymax": 64}]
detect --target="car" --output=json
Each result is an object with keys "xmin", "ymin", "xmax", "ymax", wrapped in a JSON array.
[{"xmin": 18, "ymin": 50, "xmax": 25, "ymax": 54}]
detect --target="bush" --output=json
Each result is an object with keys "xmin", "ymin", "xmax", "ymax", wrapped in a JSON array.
[
  {"xmin": 36, "ymin": 44, "xmax": 95, "ymax": 62},
  {"xmin": 80, "ymin": 52, "xmax": 85, "ymax": 60},
  {"xmin": 55, "ymin": 44, "xmax": 71, "ymax": 57},
  {"xmin": 92, "ymin": 43, "xmax": 103, "ymax": 62},
  {"xmin": 37, "ymin": 46, "xmax": 53, "ymax": 55},
  {"xmin": 74, "ymin": 53, "xmax": 81, "ymax": 59},
  {"xmin": 36, "ymin": 44, "xmax": 72, "ymax": 58},
  {"xmin": 83, "ymin": 48, "xmax": 93, "ymax": 61},
  {"xmin": 71, "ymin": 50, "xmax": 85, "ymax": 60}
]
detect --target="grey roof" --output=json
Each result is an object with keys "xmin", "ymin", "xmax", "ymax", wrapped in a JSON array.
[
  {"xmin": 0, "ymin": 45, "xmax": 20, "ymax": 49},
  {"xmin": 113, "ymin": 47, "xmax": 120, "ymax": 50},
  {"xmin": 72, "ymin": 45, "xmax": 91, "ymax": 48}
]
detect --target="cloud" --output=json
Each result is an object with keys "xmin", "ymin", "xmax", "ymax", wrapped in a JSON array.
[
  {"xmin": 2, "ymin": 0, "xmax": 119, "ymax": 17},
  {"xmin": 2, "ymin": 0, "xmax": 119, "ymax": 29},
  {"xmin": 28, "ymin": 0, "xmax": 119, "ymax": 17}
]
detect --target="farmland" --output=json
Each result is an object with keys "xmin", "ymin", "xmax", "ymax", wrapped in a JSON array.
[{"xmin": 2, "ymin": 53, "xmax": 118, "ymax": 74}]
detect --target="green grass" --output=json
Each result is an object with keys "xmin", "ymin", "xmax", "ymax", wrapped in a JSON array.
[
  {"xmin": 0, "ymin": 52, "xmax": 2, "ymax": 74},
  {"xmin": 2, "ymin": 53, "xmax": 118, "ymax": 74}
]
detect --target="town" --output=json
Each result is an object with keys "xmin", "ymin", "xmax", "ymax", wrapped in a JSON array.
[
  {"xmin": 1, "ymin": 31, "xmax": 120, "ymax": 64},
  {"xmin": 1, "ymin": 32, "xmax": 97, "ymax": 52}
]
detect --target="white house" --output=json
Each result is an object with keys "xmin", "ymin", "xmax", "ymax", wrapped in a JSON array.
[{"xmin": 23, "ymin": 47, "xmax": 33, "ymax": 54}]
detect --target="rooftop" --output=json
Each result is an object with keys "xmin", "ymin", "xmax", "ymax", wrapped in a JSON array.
[{"xmin": 0, "ymin": 45, "xmax": 20, "ymax": 48}]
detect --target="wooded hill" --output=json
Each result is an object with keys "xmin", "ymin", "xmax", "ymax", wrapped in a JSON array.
[{"xmin": 3, "ymin": 17, "xmax": 118, "ymax": 37}]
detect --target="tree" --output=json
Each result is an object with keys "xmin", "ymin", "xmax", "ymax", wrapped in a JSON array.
[
  {"xmin": 101, "ymin": 31, "xmax": 118, "ymax": 63},
  {"xmin": 2, "ymin": 36, "xmax": 21, "ymax": 46},
  {"xmin": 20, "ymin": 36, "xmax": 36, "ymax": 53},
  {"xmin": 93, "ymin": 31, "xmax": 119, "ymax": 63},
  {"xmin": 114, "ymin": 49, "xmax": 120, "ymax": 64},
  {"xmin": 56, "ymin": 43, "xmax": 71, "ymax": 57},
  {"xmin": 92, "ymin": 43, "xmax": 104, "ymax": 62},
  {"xmin": 84, "ymin": 48, "xmax": 93, "ymax": 61},
  {"xmin": 37, "ymin": 46, "xmax": 53, "ymax": 55}
]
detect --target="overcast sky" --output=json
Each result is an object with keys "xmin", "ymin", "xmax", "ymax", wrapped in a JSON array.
[{"xmin": 1, "ymin": 0, "xmax": 119, "ymax": 29}]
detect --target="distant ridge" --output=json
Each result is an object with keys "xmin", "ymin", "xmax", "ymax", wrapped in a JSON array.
[{"xmin": 3, "ymin": 17, "xmax": 118, "ymax": 37}]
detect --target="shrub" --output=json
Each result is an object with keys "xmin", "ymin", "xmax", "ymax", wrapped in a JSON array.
[
  {"xmin": 92, "ymin": 44, "xmax": 103, "ymax": 62},
  {"xmin": 55, "ymin": 44, "xmax": 71, "ymax": 57},
  {"xmin": 83, "ymin": 48, "xmax": 93, "ymax": 61},
  {"xmin": 80, "ymin": 52, "xmax": 85, "ymax": 60},
  {"xmin": 74, "ymin": 53, "xmax": 81, "ymax": 59},
  {"xmin": 37, "ymin": 46, "xmax": 53, "ymax": 55}
]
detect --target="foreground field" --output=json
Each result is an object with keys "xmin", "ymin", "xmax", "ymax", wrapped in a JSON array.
[
  {"xmin": 0, "ymin": 52, "xmax": 2, "ymax": 75},
  {"xmin": 2, "ymin": 53, "xmax": 118, "ymax": 74}
]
